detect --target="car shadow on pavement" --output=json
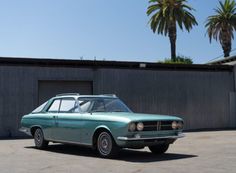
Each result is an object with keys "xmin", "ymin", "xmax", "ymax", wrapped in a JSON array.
[{"xmin": 25, "ymin": 144, "xmax": 197, "ymax": 163}]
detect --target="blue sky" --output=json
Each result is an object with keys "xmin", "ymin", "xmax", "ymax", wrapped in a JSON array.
[{"xmin": 0, "ymin": 0, "xmax": 235, "ymax": 64}]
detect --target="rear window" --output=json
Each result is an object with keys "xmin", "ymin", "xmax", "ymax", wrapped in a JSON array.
[{"xmin": 32, "ymin": 102, "xmax": 47, "ymax": 113}]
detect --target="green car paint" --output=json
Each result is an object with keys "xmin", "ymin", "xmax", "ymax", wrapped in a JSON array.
[{"xmin": 20, "ymin": 94, "xmax": 184, "ymax": 149}]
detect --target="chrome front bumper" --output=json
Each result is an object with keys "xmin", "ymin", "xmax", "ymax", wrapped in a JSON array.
[{"xmin": 117, "ymin": 133, "xmax": 185, "ymax": 141}]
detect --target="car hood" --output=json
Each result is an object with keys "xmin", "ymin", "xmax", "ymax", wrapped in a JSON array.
[{"xmin": 91, "ymin": 112, "xmax": 182, "ymax": 123}]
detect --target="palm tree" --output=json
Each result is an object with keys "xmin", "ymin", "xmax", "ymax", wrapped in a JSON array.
[
  {"xmin": 147, "ymin": 0, "xmax": 198, "ymax": 62},
  {"xmin": 205, "ymin": 0, "xmax": 236, "ymax": 58}
]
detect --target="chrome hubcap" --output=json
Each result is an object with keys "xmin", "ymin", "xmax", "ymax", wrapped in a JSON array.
[{"xmin": 98, "ymin": 132, "xmax": 112, "ymax": 156}]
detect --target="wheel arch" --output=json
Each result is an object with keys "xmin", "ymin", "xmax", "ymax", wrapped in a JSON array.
[
  {"xmin": 30, "ymin": 125, "xmax": 43, "ymax": 136},
  {"xmin": 92, "ymin": 125, "xmax": 115, "ymax": 148}
]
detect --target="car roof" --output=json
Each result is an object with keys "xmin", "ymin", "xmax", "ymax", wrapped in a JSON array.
[{"xmin": 52, "ymin": 94, "xmax": 117, "ymax": 100}]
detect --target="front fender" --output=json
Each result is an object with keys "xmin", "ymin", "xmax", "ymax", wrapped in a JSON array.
[
  {"xmin": 92, "ymin": 123, "xmax": 129, "ymax": 147},
  {"xmin": 94, "ymin": 125, "xmax": 112, "ymax": 134}
]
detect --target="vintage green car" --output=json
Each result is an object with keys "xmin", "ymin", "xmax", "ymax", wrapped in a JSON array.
[{"xmin": 20, "ymin": 93, "xmax": 184, "ymax": 158}]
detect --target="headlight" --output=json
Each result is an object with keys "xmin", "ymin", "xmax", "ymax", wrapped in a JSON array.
[
  {"xmin": 129, "ymin": 122, "xmax": 136, "ymax": 132},
  {"xmin": 172, "ymin": 121, "xmax": 178, "ymax": 129},
  {"xmin": 137, "ymin": 122, "xmax": 144, "ymax": 131},
  {"xmin": 178, "ymin": 121, "xmax": 183, "ymax": 129}
]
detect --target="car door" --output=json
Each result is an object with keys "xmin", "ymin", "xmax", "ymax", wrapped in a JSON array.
[
  {"xmin": 77, "ymin": 98, "xmax": 104, "ymax": 144},
  {"xmin": 45, "ymin": 99, "xmax": 61, "ymax": 140},
  {"xmin": 53, "ymin": 98, "xmax": 83, "ymax": 143}
]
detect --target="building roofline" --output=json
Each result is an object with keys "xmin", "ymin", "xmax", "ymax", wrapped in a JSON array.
[
  {"xmin": 0, "ymin": 56, "xmax": 233, "ymax": 72},
  {"xmin": 207, "ymin": 55, "xmax": 236, "ymax": 65}
]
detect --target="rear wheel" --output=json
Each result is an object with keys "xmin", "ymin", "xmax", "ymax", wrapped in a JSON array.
[
  {"xmin": 96, "ymin": 131, "xmax": 119, "ymax": 158},
  {"xmin": 149, "ymin": 144, "xmax": 169, "ymax": 154},
  {"xmin": 34, "ymin": 128, "xmax": 49, "ymax": 149}
]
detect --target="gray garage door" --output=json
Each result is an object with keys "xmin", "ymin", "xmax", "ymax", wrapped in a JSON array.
[{"xmin": 38, "ymin": 80, "xmax": 93, "ymax": 104}]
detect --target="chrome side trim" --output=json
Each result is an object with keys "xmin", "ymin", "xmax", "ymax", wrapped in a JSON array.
[
  {"xmin": 47, "ymin": 138, "xmax": 92, "ymax": 147},
  {"xmin": 117, "ymin": 133, "xmax": 185, "ymax": 141}
]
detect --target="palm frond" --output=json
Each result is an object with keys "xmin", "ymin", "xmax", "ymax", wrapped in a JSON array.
[
  {"xmin": 147, "ymin": 0, "xmax": 198, "ymax": 35},
  {"xmin": 205, "ymin": 0, "xmax": 236, "ymax": 43}
]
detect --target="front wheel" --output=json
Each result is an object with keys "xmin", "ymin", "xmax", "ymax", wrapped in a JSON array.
[
  {"xmin": 97, "ymin": 131, "xmax": 119, "ymax": 158},
  {"xmin": 149, "ymin": 144, "xmax": 169, "ymax": 154},
  {"xmin": 34, "ymin": 128, "xmax": 49, "ymax": 149}
]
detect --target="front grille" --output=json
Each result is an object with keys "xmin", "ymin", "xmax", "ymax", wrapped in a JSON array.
[{"xmin": 142, "ymin": 121, "xmax": 173, "ymax": 131}]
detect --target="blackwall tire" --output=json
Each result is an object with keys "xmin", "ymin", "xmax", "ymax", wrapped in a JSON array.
[
  {"xmin": 34, "ymin": 128, "xmax": 49, "ymax": 149},
  {"xmin": 149, "ymin": 144, "xmax": 169, "ymax": 154},
  {"xmin": 97, "ymin": 131, "xmax": 119, "ymax": 158}
]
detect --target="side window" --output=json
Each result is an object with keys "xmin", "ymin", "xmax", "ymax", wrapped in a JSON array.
[
  {"xmin": 79, "ymin": 99, "xmax": 93, "ymax": 113},
  {"xmin": 60, "ymin": 99, "xmax": 76, "ymax": 113},
  {"xmin": 91, "ymin": 100, "xmax": 105, "ymax": 112},
  {"xmin": 48, "ymin": 99, "xmax": 60, "ymax": 113}
]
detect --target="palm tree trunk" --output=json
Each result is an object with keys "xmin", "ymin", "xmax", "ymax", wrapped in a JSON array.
[
  {"xmin": 168, "ymin": 21, "xmax": 177, "ymax": 62},
  {"xmin": 221, "ymin": 29, "xmax": 231, "ymax": 58},
  {"xmin": 222, "ymin": 42, "xmax": 231, "ymax": 57}
]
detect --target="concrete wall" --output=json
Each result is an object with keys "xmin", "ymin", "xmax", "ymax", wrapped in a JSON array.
[{"xmin": 0, "ymin": 64, "xmax": 235, "ymax": 137}]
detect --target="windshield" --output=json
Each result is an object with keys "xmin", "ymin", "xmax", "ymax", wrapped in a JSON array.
[{"xmin": 78, "ymin": 97, "xmax": 132, "ymax": 113}]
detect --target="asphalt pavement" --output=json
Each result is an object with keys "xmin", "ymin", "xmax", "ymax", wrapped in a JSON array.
[{"xmin": 0, "ymin": 130, "xmax": 235, "ymax": 173}]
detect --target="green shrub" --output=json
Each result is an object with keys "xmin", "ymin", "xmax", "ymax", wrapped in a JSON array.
[{"xmin": 161, "ymin": 55, "xmax": 193, "ymax": 64}]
